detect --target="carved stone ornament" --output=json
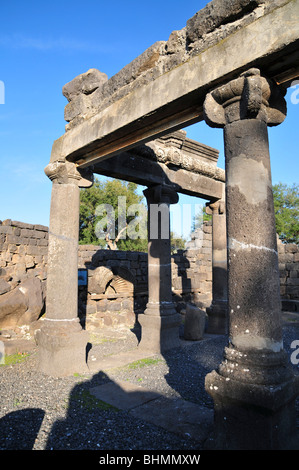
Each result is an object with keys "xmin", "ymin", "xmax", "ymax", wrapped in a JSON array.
[
  {"xmin": 203, "ymin": 68, "xmax": 287, "ymax": 128},
  {"xmin": 206, "ymin": 199, "xmax": 225, "ymax": 215},
  {"xmin": 44, "ymin": 160, "xmax": 94, "ymax": 187},
  {"xmin": 147, "ymin": 142, "xmax": 225, "ymax": 181}
]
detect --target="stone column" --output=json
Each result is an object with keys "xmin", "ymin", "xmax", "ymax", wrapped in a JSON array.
[
  {"xmin": 205, "ymin": 187, "xmax": 228, "ymax": 334},
  {"xmin": 36, "ymin": 160, "xmax": 93, "ymax": 377},
  {"xmin": 203, "ymin": 68, "xmax": 299, "ymax": 449},
  {"xmin": 138, "ymin": 184, "xmax": 181, "ymax": 352}
]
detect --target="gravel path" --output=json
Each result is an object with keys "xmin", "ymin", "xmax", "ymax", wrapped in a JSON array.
[{"xmin": 0, "ymin": 322, "xmax": 298, "ymax": 451}]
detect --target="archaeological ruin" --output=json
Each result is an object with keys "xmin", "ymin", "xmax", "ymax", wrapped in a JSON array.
[{"xmin": 1, "ymin": 0, "xmax": 299, "ymax": 450}]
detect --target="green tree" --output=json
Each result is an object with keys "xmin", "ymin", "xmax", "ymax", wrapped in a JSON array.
[
  {"xmin": 192, "ymin": 205, "xmax": 212, "ymax": 231},
  {"xmin": 170, "ymin": 231, "xmax": 186, "ymax": 254},
  {"xmin": 79, "ymin": 178, "xmax": 148, "ymax": 251},
  {"xmin": 273, "ymin": 182, "xmax": 299, "ymax": 244}
]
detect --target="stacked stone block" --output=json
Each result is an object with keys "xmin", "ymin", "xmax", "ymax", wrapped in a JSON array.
[
  {"xmin": 277, "ymin": 237, "xmax": 299, "ymax": 308},
  {"xmin": 0, "ymin": 220, "xmax": 48, "ymax": 270},
  {"xmin": 0, "ymin": 218, "xmax": 297, "ymax": 329},
  {"xmin": 173, "ymin": 221, "xmax": 213, "ymax": 311},
  {"xmin": 78, "ymin": 247, "xmax": 148, "ymax": 329},
  {"xmin": 0, "ymin": 220, "xmax": 48, "ymax": 329}
]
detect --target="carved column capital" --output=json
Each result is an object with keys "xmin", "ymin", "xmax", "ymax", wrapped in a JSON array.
[
  {"xmin": 206, "ymin": 198, "xmax": 225, "ymax": 215},
  {"xmin": 45, "ymin": 160, "xmax": 93, "ymax": 188},
  {"xmin": 143, "ymin": 184, "xmax": 179, "ymax": 205},
  {"xmin": 203, "ymin": 68, "xmax": 286, "ymax": 128}
]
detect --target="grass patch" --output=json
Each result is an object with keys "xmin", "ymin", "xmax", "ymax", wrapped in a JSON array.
[
  {"xmin": 70, "ymin": 389, "xmax": 119, "ymax": 412},
  {"xmin": 89, "ymin": 333, "xmax": 118, "ymax": 345},
  {"xmin": 125, "ymin": 357, "xmax": 164, "ymax": 370},
  {"xmin": 0, "ymin": 352, "xmax": 30, "ymax": 366}
]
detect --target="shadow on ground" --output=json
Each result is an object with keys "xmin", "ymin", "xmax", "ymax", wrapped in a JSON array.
[
  {"xmin": 44, "ymin": 368, "xmax": 213, "ymax": 450},
  {"xmin": 0, "ymin": 408, "xmax": 45, "ymax": 450}
]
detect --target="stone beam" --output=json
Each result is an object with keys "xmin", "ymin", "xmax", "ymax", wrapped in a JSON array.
[
  {"xmin": 93, "ymin": 131, "xmax": 225, "ymax": 200},
  {"xmin": 50, "ymin": 0, "xmax": 299, "ymax": 166},
  {"xmin": 94, "ymin": 153, "xmax": 224, "ymax": 200}
]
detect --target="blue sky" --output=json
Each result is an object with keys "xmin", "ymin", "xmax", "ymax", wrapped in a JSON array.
[{"xmin": 0, "ymin": 0, "xmax": 297, "ymax": 240}]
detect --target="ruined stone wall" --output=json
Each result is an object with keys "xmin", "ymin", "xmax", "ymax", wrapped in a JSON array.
[
  {"xmin": 0, "ymin": 218, "xmax": 297, "ymax": 329},
  {"xmin": 0, "ymin": 220, "xmax": 48, "ymax": 329},
  {"xmin": 77, "ymin": 221, "xmax": 212, "ymax": 329},
  {"xmin": 77, "ymin": 247, "xmax": 148, "ymax": 329},
  {"xmin": 277, "ymin": 237, "xmax": 299, "ymax": 308}
]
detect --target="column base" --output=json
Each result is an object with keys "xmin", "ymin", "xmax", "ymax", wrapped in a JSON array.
[
  {"xmin": 138, "ymin": 311, "xmax": 182, "ymax": 353},
  {"xmin": 36, "ymin": 320, "xmax": 89, "ymax": 377},
  {"xmin": 206, "ymin": 301, "xmax": 228, "ymax": 335},
  {"xmin": 205, "ymin": 369, "xmax": 299, "ymax": 450}
]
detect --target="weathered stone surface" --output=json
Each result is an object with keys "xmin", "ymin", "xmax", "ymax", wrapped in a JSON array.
[
  {"xmin": 203, "ymin": 69, "xmax": 298, "ymax": 450},
  {"xmin": 0, "ymin": 276, "xmax": 44, "ymax": 329},
  {"xmin": 0, "ymin": 288, "xmax": 28, "ymax": 328},
  {"xmin": 64, "ymin": 42, "xmax": 165, "ymax": 128},
  {"xmin": 0, "ymin": 278, "xmax": 11, "ymax": 295},
  {"xmin": 36, "ymin": 321, "xmax": 89, "ymax": 377},
  {"xmin": 52, "ymin": 0, "xmax": 298, "ymax": 168},
  {"xmin": 138, "ymin": 313, "xmax": 182, "ymax": 353},
  {"xmin": 139, "ymin": 184, "xmax": 182, "ymax": 353},
  {"xmin": 64, "ymin": 94, "xmax": 89, "ymax": 122},
  {"xmin": 19, "ymin": 277, "xmax": 44, "ymax": 324},
  {"xmin": 99, "ymin": 41, "xmax": 165, "ymax": 95},
  {"xmin": 88, "ymin": 266, "xmax": 114, "ymax": 294},
  {"xmin": 62, "ymin": 68, "xmax": 108, "ymax": 102},
  {"xmin": 0, "ymin": 267, "xmax": 7, "ymax": 278},
  {"xmin": 184, "ymin": 304, "xmax": 206, "ymax": 340},
  {"xmin": 90, "ymin": 380, "xmax": 161, "ymax": 411},
  {"xmin": 130, "ymin": 396, "xmax": 214, "ymax": 444},
  {"xmin": 186, "ymin": 0, "xmax": 265, "ymax": 43},
  {"xmin": 38, "ymin": 160, "xmax": 93, "ymax": 376},
  {"xmin": 165, "ymin": 29, "xmax": 187, "ymax": 54}
]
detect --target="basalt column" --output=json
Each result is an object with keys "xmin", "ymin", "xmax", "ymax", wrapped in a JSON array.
[
  {"xmin": 36, "ymin": 160, "xmax": 93, "ymax": 377},
  {"xmin": 139, "ymin": 184, "xmax": 181, "ymax": 353},
  {"xmin": 203, "ymin": 68, "xmax": 299, "ymax": 449},
  {"xmin": 205, "ymin": 188, "xmax": 228, "ymax": 335}
]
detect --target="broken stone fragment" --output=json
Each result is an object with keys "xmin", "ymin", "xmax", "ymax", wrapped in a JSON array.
[
  {"xmin": 88, "ymin": 266, "xmax": 114, "ymax": 295},
  {"xmin": 104, "ymin": 41, "xmax": 165, "ymax": 92},
  {"xmin": 19, "ymin": 277, "xmax": 44, "ymax": 325},
  {"xmin": 165, "ymin": 29, "xmax": 187, "ymax": 55},
  {"xmin": 64, "ymin": 94, "xmax": 89, "ymax": 122},
  {"xmin": 0, "ymin": 277, "xmax": 44, "ymax": 328},
  {"xmin": 0, "ymin": 278, "xmax": 11, "ymax": 295},
  {"xmin": 62, "ymin": 68, "xmax": 108, "ymax": 102},
  {"xmin": 0, "ymin": 287, "xmax": 28, "ymax": 328}
]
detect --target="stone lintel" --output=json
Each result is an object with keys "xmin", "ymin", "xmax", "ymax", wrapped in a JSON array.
[
  {"xmin": 155, "ymin": 130, "xmax": 220, "ymax": 166},
  {"xmin": 50, "ymin": 0, "xmax": 298, "ymax": 166},
  {"xmin": 93, "ymin": 150, "xmax": 224, "ymax": 200}
]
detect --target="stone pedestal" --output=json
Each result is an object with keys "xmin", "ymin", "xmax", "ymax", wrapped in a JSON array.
[
  {"xmin": 139, "ymin": 184, "xmax": 181, "ymax": 353},
  {"xmin": 36, "ymin": 160, "xmax": 93, "ymax": 377},
  {"xmin": 203, "ymin": 68, "xmax": 299, "ymax": 449},
  {"xmin": 37, "ymin": 320, "xmax": 89, "ymax": 377},
  {"xmin": 205, "ymin": 191, "xmax": 228, "ymax": 334}
]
